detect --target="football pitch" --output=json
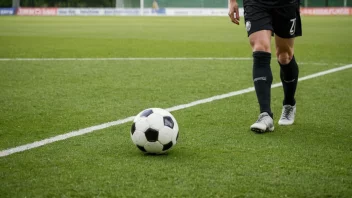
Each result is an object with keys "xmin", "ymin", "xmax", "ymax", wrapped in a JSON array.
[{"xmin": 0, "ymin": 16, "xmax": 351, "ymax": 197}]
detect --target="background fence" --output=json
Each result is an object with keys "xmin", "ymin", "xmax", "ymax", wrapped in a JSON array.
[
  {"xmin": 1, "ymin": 0, "xmax": 351, "ymax": 16},
  {"xmin": 1, "ymin": 0, "xmax": 352, "ymax": 8}
]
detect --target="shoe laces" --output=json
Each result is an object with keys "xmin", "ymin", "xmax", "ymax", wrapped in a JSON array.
[
  {"xmin": 257, "ymin": 113, "xmax": 269, "ymax": 123},
  {"xmin": 282, "ymin": 106, "xmax": 294, "ymax": 119}
]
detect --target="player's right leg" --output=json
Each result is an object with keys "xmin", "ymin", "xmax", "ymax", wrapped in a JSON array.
[
  {"xmin": 244, "ymin": 5, "xmax": 275, "ymax": 133},
  {"xmin": 248, "ymin": 30, "xmax": 274, "ymax": 133}
]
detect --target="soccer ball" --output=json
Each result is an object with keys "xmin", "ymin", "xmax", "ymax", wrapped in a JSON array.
[{"xmin": 130, "ymin": 108, "xmax": 179, "ymax": 154}]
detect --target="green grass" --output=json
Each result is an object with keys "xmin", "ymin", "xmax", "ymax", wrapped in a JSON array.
[{"xmin": 0, "ymin": 16, "xmax": 352, "ymax": 197}]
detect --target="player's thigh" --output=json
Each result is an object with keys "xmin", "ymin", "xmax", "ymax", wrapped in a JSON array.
[
  {"xmin": 275, "ymin": 36, "xmax": 295, "ymax": 64},
  {"xmin": 249, "ymin": 30, "xmax": 272, "ymax": 53},
  {"xmin": 244, "ymin": 5, "xmax": 273, "ymax": 52}
]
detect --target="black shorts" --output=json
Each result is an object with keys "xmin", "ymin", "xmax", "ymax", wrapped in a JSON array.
[{"xmin": 244, "ymin": 4, "xmax": 302, "ymax": 38}]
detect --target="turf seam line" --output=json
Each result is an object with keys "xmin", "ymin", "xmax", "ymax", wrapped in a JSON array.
[{"xmin": 0, "ymin": 64, "xmax": 351, "ymax": 157}]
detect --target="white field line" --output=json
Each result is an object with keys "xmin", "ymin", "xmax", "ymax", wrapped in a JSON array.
[
  {"xmin": 0, "ymin": 57, "xmax": 252, "ymax": 61},
  {"xmin": 0, "ymin": 57, "xmax": 344, "ymax": 66},
  {"xmin": 0, "ymin": 64, "xmax": 351, "ymax": 158}
]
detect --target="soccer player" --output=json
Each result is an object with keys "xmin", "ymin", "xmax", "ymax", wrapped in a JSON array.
[
  {"xmin": 152, "ymin": 0, "xmax": 159, "ymax": 12},
  {"xmin": 228, "ymin": 0, "xmax": 302, "ymax": 133}
]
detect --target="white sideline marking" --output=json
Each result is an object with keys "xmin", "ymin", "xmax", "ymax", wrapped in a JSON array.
[
  {"xmin": 0, "ymin": 64, "xmax": 351, "ymax": 157},
  {"xmin": 0, "ymin": 57, "xmax": 344, "ymax": 66},
  {"xmin": 0, "ymin": 57, "xmax": 252, "ymax": 61}
]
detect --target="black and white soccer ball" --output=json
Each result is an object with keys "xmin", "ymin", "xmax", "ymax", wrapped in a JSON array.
[{"xmin": 130, "ymin": 108, "xmax": 179, "ymax": 154}]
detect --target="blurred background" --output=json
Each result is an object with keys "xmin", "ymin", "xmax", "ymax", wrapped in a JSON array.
[{"xmin": 1, "ymin": 0, "xmax": 351, "ymax": 8}]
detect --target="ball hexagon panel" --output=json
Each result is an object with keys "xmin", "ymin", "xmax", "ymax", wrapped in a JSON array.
[
  {"xmin": 131, "ymin": 131, "xmax": 148, "ymax": 146},
  {"xmin": 158, "ymin": 126, "xmax": 174, "ymax": 145},
  {"xmin": 144, "ymin": 141, "xmax": 163, "ymax": 153},
  {"xmin": 146, "ymin": 113, "xmax": 164, "ymax": 130},
  {"xmin": 151, "ymin": 108, "xmax": 169, "ymax": 116},
  {"xmin": 135, "ymin": 118, "xmax": 149, "ymax": 133},
  {"xmin": 151, "ymin": 109, "xmax": 177, "ymax": 126},
  {"xmin": 133, "ymin": 115, "xmax": 141, "ymax": 123},
  {"xmin": 144, "ymin": 128, "xmax": 159, "ymax": 142}
]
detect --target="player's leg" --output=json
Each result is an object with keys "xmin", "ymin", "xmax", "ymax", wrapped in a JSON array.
[
  {"xmin": 272, "ymin": 4, "xmax": 302, "ymax": 125},
  {"xmin": 244, "ymin": 5, "xmax": 275, "ymax": 133},
  {"xmin": 250, "ymin": 30, "xmax": 273, "ymax": 117},
  {"xmin": 275, "ymin": 36, "xmax": 298, "ymax": 125},
  {"xmin": 249, "ymin": 30, "xmax": 275, "ymax": 133},
  {"xmin": 276, "ymin": 36, "xmax": 298, "ymax": 106}
]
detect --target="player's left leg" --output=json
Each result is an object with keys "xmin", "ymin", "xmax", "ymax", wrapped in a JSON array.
[
  {"xmin": 272, "ymin": 4, "xmax": 302, "ymax": 126},
  {"xmin": 275, "ymin": 36, "xmax": 298, "ymax": 125}
]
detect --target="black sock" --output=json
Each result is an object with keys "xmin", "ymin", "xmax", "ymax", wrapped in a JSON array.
[
  {"xmin": 253, "ymin": 51, "xmax": 273, "ymax": 118},
  {"xmin": 279, "ymin": 55, "xmax": 299, "ymax": 106}
]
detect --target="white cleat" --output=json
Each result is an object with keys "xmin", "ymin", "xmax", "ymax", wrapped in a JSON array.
[
  {"xmin": 278, "ymin": 105, "xmax": 296, "ymax": 125},
  {"xmin": 250, "ymin": 112, "xmax": 274, "ymax": 133}
]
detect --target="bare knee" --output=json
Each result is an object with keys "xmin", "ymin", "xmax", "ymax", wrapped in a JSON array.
[
  {"xmin": 250, "ymin": 39, "xmax": 271, "ymax": 52},
  {"xmin": 275, "ymin": 36, "xmax": 295, "ymax": 65},
  {"xmin": 277, "ymin": 52, "xmax": 293, "ymax": 65},
  {"xmin": 249, "ymin": 30, "xmax": 272, "ymax": 53}
]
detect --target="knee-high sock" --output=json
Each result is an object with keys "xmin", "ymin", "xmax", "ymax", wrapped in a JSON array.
[
  {"xmin": 253, "ymin": 51, "xmax": 273, "ymax": 118},
  {"xmin": 279, "ymin": 55, "xmax": 299, "ymax": 106}
]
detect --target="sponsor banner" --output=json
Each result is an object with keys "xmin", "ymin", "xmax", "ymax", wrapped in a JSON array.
[
  {"xmin": 57, "ymin": 8, "xmax": 77, "ymax": 16},
  {"xmin": 17, "ymin": 8, "xmax": 58, "ymax": 16},
  {"xmin": 57, "ymin": 8, "xmax": 103, "ymax": 16},
  {"xmin": 58, "ymin": 8, "xmax": 240, "ymax": 16},
  {"xmin": 165, "ymin": 8, "xmax": 244, "ymax": 16},
  {"xmin": 300, "ymin": 7, "xmax": 352, "ymax": 15},
  {"xmin": 0, "ymin": 8, "xmax": 15, "ymax": 16},
  {"xmin": 0, "ymin": 8, "xmax": 16, "ymax": 16},
  {"xmin": 104, "ymin": 8, "xmax": 141, "ymax": 16},
  {"xmin": 57, "ymin": 8, "xmax": 156, "ymax": 16},
  {"xmin": 17, "ymin": 7, "xmax": 245, "ymax": 17}
]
